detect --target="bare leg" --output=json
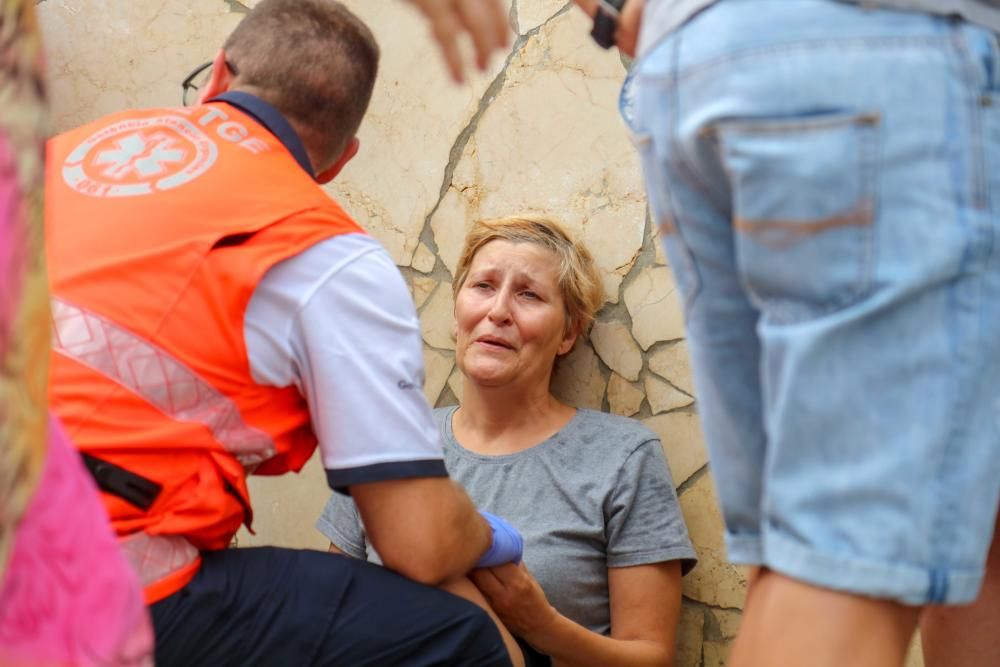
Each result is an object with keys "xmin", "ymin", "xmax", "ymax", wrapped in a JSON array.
[
  {"xmin": 921, "ymin": 514, "xmax": 1000, "ymax": 667},
  {"xmin": 730, "ymin": 568, "xmax": 920, "ymax": 667}
]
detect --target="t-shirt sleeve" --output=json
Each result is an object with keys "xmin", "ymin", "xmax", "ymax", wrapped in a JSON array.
[
  {"xmin": 316, "ymin": 490, "xmax": 368, "ymax": 559},
  {"xmin": 248, "ymin": 234, "xmax": 447, "ymax": 492},
  {"xmin": 605, "ymin": 439, "xmax": 698, "ymax": 573}
]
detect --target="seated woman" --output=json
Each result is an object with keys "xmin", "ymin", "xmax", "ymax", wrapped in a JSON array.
[{"xmin": 318, "ymin": 216, "xmax": 696, "ymax": 666}]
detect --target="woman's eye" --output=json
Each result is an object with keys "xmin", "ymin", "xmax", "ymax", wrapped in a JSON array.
[{"xmin": 521, "ymin": 291, "xmax": 539, "ymax": 300}]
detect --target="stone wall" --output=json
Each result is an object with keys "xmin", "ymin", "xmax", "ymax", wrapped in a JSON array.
[{"xmin": 38, "ymin": 2, "xmax": 923, "ymax": 665}]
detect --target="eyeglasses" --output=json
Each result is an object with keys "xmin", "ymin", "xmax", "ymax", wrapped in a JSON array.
[{"xmin": 181, "ymin": 60, "xmax": 239, "ymax": 107}]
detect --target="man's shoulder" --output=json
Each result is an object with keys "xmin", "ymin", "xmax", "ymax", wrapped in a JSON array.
[{"xmin": 256, "ymin": 232, "xmax": 397, "ymax": 303}]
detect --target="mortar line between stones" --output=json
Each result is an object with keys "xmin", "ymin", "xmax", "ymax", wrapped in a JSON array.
[
  {"xmin": 415, "ymin": 3, "xmax": 575, "ymax": 267},
  {"xmin": 224, "ymin": 0, "xmax": 251, "ymax": 13},
  {"xmin": 676, "ymin": 461, "xmax": 709, "ymax": 496}
]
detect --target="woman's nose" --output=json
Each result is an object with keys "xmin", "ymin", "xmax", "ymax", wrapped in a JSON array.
[{"xmin": 487, "ymin": 290, "xmax": 512, "ymax": 323}]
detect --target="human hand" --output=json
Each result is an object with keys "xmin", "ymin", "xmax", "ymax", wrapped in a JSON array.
[
  {"xmin": 406, "ymin": 0, "xmax": 510, "ymax": 82},
  {"xmin": 470, "ymin": 562, "xmax": 559, "ymax": 643},
  {"xmin": 571, "ymin": 0, "xmax": 644, "ymax": 58},
  {"xmin": 475, "ymin": 510, "xmax": 524, "ymax": 567}
]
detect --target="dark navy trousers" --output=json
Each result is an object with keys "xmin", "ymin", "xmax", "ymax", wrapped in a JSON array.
[{"xmin": 151, "ymin": 547, "xmax": 512, "ymax": 666}]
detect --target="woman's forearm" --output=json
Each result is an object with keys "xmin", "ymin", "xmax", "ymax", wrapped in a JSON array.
[{"xmin": 529, "ymin": 611, "xmax": 672, "ymax": 667}]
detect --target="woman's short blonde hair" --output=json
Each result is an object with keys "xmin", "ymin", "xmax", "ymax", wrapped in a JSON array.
[{"xmin": 452, "ymin": 216, "xmax": 604, "ymax": 337}]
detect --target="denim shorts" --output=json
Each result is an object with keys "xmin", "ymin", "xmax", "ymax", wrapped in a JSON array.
[{"xmin": 625, "ymin": 0, "xmax": 1000, "ymax": 605}]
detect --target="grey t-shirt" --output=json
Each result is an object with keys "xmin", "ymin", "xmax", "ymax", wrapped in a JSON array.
[
  {"xmin": 639, "ymin": 0, "xmax": 1000, "ymax": 57},
  {"xmin": 317, "ymin": 406, "xmax": 697, "ymax": 636}
]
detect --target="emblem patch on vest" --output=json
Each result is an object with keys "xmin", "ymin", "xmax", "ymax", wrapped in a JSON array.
[{"xmin": 63, "ymin": 115, "xmax": 218, "ymax": 197}]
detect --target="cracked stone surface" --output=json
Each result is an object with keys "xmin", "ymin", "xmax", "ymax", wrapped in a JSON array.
[
  {"xmin": 649, "ymin": 340, "xmax": 695, "ymax": 396},
  {"xmin": 325, "ymin": 1, "xmax": 505, "ymax": 266},
  {"xmin": 644, "ymin": 412, "xmax": 707, "ymax": 488},
  {"xmin": 430, "ymin": 10, "xmax": 645, "ymax": 302},
  {"xmin": 645, "ymin": 374, "xmax": 694, "ymax": 414},
  {"xmin": 40, "ymin": 0, "xmax": 243, "ymax": 132},
  {"xmin": 680, "ymin": 474, "xmax": 749, "ymax": 609},
  {"xmin": 411, "ymin": 242, "xmax": 437, "ymax": 274},
  {"xmin": 411, "ymin": 276, "xmax": 439, "ymax": 309},
  {"xmin": 591, "ymin": 320, "xmax": 641, "ymax": 382},
  {"xmin": 447, "ymin": 366, "xmax": 465, "ymax": 403},
  {"xmin": 607, "ymin": 372, "xmax": 643, "ymax": 417},
  {"xmin": 422, "ymin": 347, "xmax": 454, "ymax": 403},
  {"xmin": 516, "ymin": 0, "xmax": 567, "ymax": 33},
  {"xmin": 551, "ymin": 341, "xmax": 605, "ymax": 410},
  {"xmin": 675, "ymin": 606, "xmax": 705, "ymax": 667},
  {"xmin": 703, "ymin": 641, "xmax": 732, "ymax": 667},
  {"xmin": 419, "ymin": 285, "xmax": 456, "ymax": 350},
  {"xmin": 625, "ymin": 265, "xmax": 686, "ymax": 349},
  {"xmin": 43, "ymin": 1, "xmax": 738, "ymax": 657},
  {"xmin": 710, "ymin": 608, "xmax": 742, "ymax": 641}
]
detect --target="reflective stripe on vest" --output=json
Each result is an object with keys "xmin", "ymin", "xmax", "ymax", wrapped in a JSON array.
[
  {"xmin": 119, "ymin": 531, "xmax": 199, "ymax": 592},
  {"xmin": 51, "ymin": 297, "xmax": 275, "ymax": 467}
]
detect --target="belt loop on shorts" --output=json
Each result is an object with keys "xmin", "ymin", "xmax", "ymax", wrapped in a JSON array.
[{"xmin": 119, "ymin": 532, "xmax": 199, "ymax": 589}]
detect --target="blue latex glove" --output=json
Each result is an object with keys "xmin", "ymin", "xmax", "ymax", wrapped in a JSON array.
[{"xmin": 475, "ymin": 510, "xmax": 523, "ymax": 568}]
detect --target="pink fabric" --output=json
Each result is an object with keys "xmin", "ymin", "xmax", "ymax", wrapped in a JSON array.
[{"xmin": 0, "ymin": 417, "xmax": 154, "ymax": 667}]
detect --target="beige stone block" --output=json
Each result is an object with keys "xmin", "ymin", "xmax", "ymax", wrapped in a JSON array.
[
  {"xmin": 322, "ymin": 1, "xmax": 504, "ymax": 265},
  {"xmin": 237, "ymin": 449, "xmax": 330, "ymax": 550},
  {"xmin": 680, "ymin": 474, "xmax": 748, "ymax": 609},
  {"xmin": 411, "ymin": 276, "xmax": 440, "ymax": 309},
  {"xmin": 645, "ymin": 374, "xmax": 694, "ymax": 414},
  {"xmin": 649, "ymin": 340, "xmax": 695, "ymax": 396},
  {"xmin": 590, "ymin": 321, "xmax": 642, "ymax": 382},
  {"xmin": 423, "ymin": 347, "xmax": 454, "ymax": 404},
  {"xmin": 551, "ymin": 341, "xmax": 605, "ymax": 410},
  {"xmin": 40, "ymin": 0, "xmax": 243, "ymax": 132},
  {"xmin": 710, "ymin": 608, "xmax": 742, "ymax": 641},
  {"xmin": 703, "ymin": 640, "xmax": 732, "ymax": 667},
  {"xmin": 643, "ymin": 412, "xmax": 707, "ymax": 488},
  {"xmin": 675, "ymin": 605, "xmax": 705, "ymax": 667},
  {"xmin": 420, "ymin": 284, "xmax": 457, "ymax": 350},
  {"xmin": 607, "ymin": 373, "xmax": 643, "ymax": 417},
  {"xmin": 516, "ymin": 0, "xmax": 568, "ymax": 34},
  {"xmin": 624, "ymin": 265, "xmax": 686, "ymax": 350},
  {"xmin": 411, "ymin": 242, "xmax": 437, "ymax": 273},
  {"xmin": 431, "ymin": 188, "xmax": 475, "ymax": 279},
  {"xmin": 447, "ymin": 365, "xmax": 465, "ymax": 403},
  {"xmin": 431, "ymin": 10, "xmax": 646, "ymax": 302}
]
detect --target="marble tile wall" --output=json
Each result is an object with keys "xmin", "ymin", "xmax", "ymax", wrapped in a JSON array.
[{"xmin": 37, "ymin": 2, "xmax": 925, "ymax": 665}]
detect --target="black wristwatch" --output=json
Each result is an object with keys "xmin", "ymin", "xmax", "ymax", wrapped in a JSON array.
[{"xmin": 590, "ymin": 0, "xmax": 626, "ymax": 50}]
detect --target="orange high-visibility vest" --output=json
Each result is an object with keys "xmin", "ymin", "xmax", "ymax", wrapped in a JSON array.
[{"xmin": 45, "ymin": 102, "xmax": 364, "ymax": 603}]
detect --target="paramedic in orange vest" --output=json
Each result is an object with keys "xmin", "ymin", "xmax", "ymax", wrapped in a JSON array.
[{"xmin": 44, "ymin": 1, "xmax": 523, "ymax": 664}]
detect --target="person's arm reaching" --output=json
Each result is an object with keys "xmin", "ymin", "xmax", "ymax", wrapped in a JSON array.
[
  {"xmin": 351, "ymin": 476, "xmax": 492, "ymax": 584},
  {"xmin": 406, "ymin": 0, "xmax": 510, "ymax": 82}
]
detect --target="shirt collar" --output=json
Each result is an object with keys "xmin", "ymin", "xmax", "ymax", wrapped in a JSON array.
[{"xmin": 207, "ymin": 91, "xmax": 315, "ymax": 178}]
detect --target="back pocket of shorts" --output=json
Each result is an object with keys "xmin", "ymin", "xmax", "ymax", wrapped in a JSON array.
[{"xmin": 717, "ymin": 111, "xmax": 880, "ymax": 323}]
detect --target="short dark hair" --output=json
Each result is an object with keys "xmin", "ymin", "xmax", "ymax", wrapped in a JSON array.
[{"xmin": 223, "ymin": 0, "xmax": 379, "ymax": 166}]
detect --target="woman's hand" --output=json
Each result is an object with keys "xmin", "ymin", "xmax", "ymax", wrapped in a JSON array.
[{"xmin": 470, "ymin": 562, "xmax": 560, "ymax": 644}]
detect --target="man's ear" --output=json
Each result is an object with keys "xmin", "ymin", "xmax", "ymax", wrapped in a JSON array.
[
  {"xmin": 316, "ymin": 137, "xmax": 360, "ymax": 184},
  {"xmin": 197, "ymin": 49, "xmax": 235, "ymax": 104}
]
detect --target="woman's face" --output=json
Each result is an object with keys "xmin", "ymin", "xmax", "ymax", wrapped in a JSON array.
[{"xmin": 454, "ymin": 240, "xmax": 577, "ymax": 391}]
